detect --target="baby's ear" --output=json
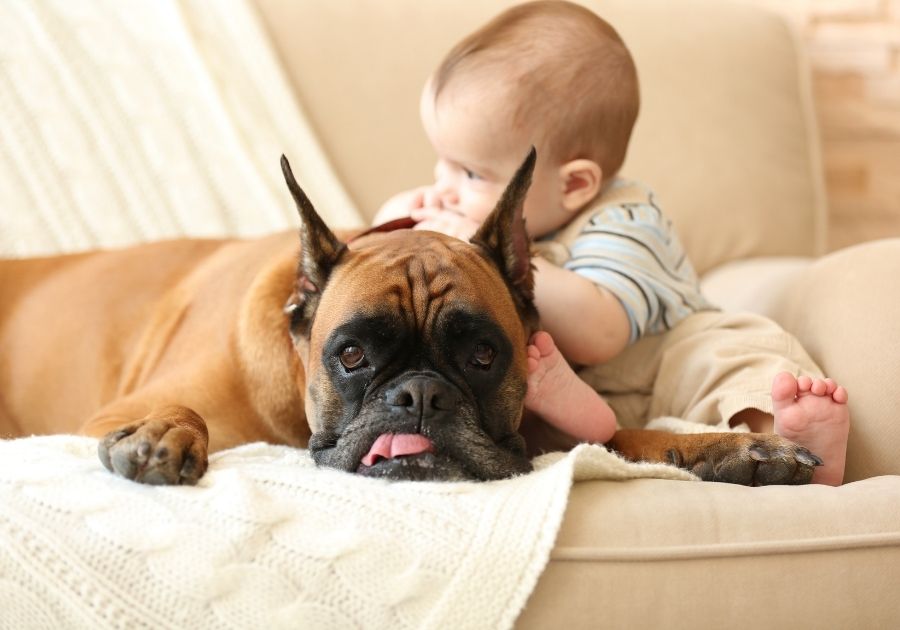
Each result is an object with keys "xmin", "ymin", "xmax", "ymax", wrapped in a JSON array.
[
  {"xmin": 559, "ymin": 159, "xmax": 602, "ymax": 212},
  {"xmin": 471, "ymin": 148, "xmax": 536, "ymax": 306}
]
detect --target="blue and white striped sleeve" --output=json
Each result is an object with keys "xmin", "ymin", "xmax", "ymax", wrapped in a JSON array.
[{"xmin": 563, "ymin": 203, "xmax": 714, "ymax": 343}]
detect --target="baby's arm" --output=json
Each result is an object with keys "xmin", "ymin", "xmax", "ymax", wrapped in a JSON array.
[{"xmin": 531, "ymin": 257, "xmax": 631, "ymax": 366}]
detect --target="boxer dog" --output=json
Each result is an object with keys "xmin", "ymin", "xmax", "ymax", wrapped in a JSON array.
[{"xmin": 0, "ymin": 151, "xmax": 821, "ymax": 485}]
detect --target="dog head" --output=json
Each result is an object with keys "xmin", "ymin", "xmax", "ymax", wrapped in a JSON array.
[{"xmin": 281, "ymin": 151, "xmax": 539, "ymax": 481}]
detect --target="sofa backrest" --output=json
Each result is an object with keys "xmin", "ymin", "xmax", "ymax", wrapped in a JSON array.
[{"xmin": 255, "ymin": 0, "xmax": 828, "ymax": 274}]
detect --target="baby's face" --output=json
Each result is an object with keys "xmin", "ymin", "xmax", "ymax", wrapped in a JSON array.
[{"xmin": 419, "ymin": 79, "xmax": 566, "ymax": 237}]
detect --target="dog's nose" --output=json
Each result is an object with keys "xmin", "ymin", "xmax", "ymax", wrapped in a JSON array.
[{"xmin": 386, "ymin": 376, "xmax": 459, "ymax": 419}]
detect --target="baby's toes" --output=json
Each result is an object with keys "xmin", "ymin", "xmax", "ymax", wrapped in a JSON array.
[
  {"xmin": 810, "ymin": 378, "xmax": 828, "ymax": 396},
  {"xmin": 824, "ymin": 378, "xmax": 837, "ymax": 395},
  {"xmin": 833, "ymin": 385, "xmax": 849, "ymax": 404},
  {"xmin": 797, "ymin": 375, "xmax": 813, "ymax": 393},
  {"xmin": 530, "ymin": 331, "xmax": 556, "ymax": 358}
]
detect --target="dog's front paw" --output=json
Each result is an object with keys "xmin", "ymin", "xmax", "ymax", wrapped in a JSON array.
[
  {"xmin": 97, "ymin": 407, "xmax": 209, "ymax": 485},
  {"xmin": 682, "ymin": 434, "xmax": 822, "ymax": 486}
]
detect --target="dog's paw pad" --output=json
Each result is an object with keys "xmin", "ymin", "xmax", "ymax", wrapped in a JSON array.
[{"xmin": 98, "ymin": 416, "xmax": 208, "ymax": 485}]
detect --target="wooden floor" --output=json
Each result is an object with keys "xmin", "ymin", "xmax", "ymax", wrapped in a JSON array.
[{"xmin": 756, "ymin": 0, "xmax": 900, "ymax": 251}]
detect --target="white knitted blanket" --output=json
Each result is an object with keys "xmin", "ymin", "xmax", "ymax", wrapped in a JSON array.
[{"xmin": 0, "ymin": 436, "xmax": 695, "ymax": 629}]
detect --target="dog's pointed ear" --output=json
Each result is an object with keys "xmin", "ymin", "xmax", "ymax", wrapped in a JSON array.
[
  {"xmin": 471, "ymin": 148, "xmax": 536, "ymax": 307},
  {"xmin": 281, "ymin": 155, "xmax": 346, "ymax": 336}
]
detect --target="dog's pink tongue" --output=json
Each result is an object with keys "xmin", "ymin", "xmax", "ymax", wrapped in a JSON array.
[{"xmin": 361, "ymin": 433, "xmax": 435, "ymax": 467}]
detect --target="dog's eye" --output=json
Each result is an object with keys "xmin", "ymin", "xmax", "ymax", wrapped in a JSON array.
[
  {"xmin": 469, "ymin": 343, "xmax": 495, "ymax": 369},
  {"xmin": 339, "ymin": 345, "xmax": 367, "ymax": 370}
]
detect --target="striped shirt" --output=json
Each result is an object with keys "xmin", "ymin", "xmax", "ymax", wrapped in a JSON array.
[{"xmin": 555, "ymin": 181, "xmax": 716, "ymax": 344}]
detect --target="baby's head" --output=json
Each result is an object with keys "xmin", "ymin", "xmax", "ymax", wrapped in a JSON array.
[{"xmin": 421, "ymin": 0, "xmax": 639, "ymax": 237}]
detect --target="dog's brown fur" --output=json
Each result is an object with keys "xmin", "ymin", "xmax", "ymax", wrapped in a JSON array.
[{"xmin": 0, "ymin": 155, "xmax": 821, "ymax": 485}]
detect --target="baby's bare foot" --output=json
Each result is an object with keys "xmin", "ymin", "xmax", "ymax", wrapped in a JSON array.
[
  {"xmin": 524, "ymin": 331, "xmax": 616, "ymax": 444},
  {"xmin": 772, "ymin": 372, "xmax": 849, "ymax": 485}
]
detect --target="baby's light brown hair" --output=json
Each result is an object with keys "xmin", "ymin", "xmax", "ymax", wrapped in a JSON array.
[{"xmin": 432, "ymin": 0, "xmax": 639, "ymax": 178}]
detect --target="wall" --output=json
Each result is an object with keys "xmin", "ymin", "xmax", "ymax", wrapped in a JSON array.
[{"xmin": 756, "ymin": 0, "xmax": 900, "ymax": 250}]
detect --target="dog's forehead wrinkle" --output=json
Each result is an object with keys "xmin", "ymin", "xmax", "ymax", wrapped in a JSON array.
[
  {"xmin": 345, "ymin": 238, "xmax": 477, "ymax": 334},
  {"xmin": 404, "ymin": 252, "xmax": 458, "ymax": 333}
]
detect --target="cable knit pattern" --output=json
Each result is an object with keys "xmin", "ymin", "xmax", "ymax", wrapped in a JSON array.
[
  {"xmin": 0, "ymin": 3, "xmax": 704, "ymax": 626},
  {"xmin": 0, "ymin": 437, "xmax": 695, "ymax": 629},
  {"xmin": 0, "ymin": 0, "xmax": 362, "ymax": 258}
]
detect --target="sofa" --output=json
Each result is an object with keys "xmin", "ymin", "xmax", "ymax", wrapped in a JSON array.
[
  {"xmin": 255, "ymin": 0, "xmax": 900, "ymax": 626},
  {"xmin": 2, "ymin": 0, "xmax": 899, "ymax": 627}
]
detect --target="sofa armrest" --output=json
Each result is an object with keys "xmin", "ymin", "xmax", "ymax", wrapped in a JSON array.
[
  {"xmin": 701, "ymin": 257, "xmax": 814, "ymax": 317},
  {"xmin": 701, "ymin": 239, "xmax": 900, "ymax": 482}
]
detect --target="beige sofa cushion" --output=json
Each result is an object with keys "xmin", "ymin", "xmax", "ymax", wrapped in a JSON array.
[
  {"xmin": 519, "ymin": 475, "xmax": 900, "ymax": 628},
  {"xmin": 254, "ymin": 0, "xmax": 827, "ymax": 273},
  {"xmin": 701, "ymin": 239, "xmax": 900, "ymax": 483}
]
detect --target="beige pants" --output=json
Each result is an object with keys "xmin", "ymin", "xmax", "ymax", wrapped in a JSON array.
[{"xmin": 578, "ymin": 311, "xmax": 824, "ymax": 430}]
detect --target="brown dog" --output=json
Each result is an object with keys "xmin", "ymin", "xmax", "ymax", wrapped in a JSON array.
[{"xmin": 0, "ymin": 151, "xmax": 821, "ymax": 484}]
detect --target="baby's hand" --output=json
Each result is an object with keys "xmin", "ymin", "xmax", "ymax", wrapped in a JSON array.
[
  {"xmin": 372, "ymin": 186, "xmax": 430, "ymax": 226},
  {"xmin": 412, "ymin": 207, "xmax": 481, "ymax": 241}
]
